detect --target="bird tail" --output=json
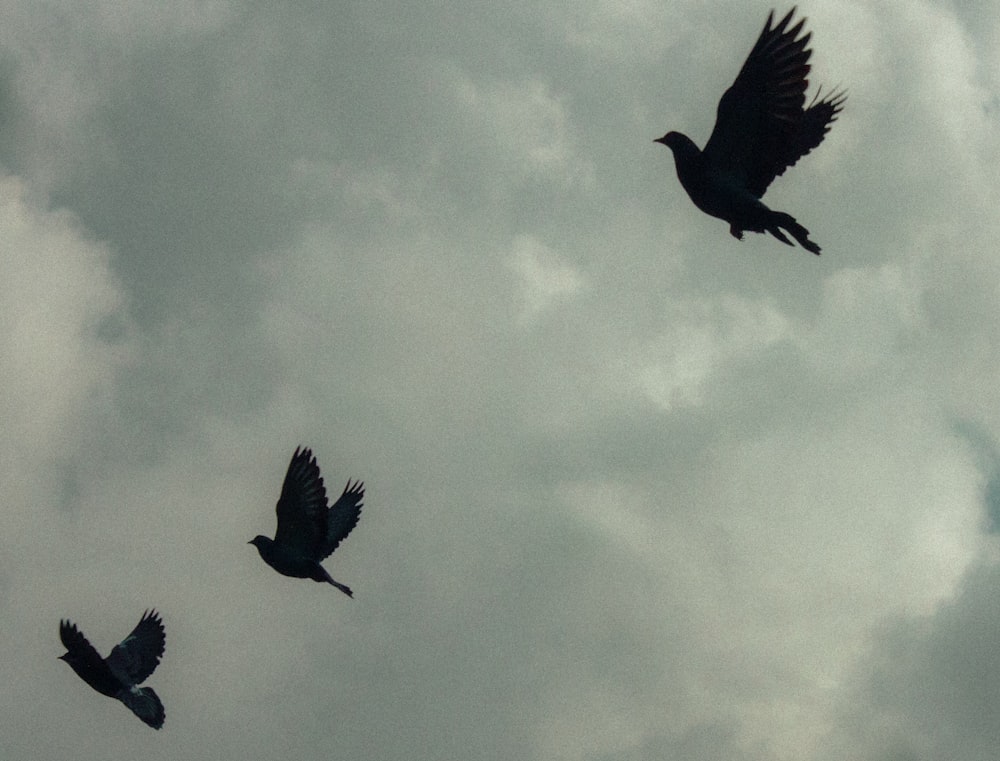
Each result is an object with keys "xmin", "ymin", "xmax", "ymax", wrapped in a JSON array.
[
  {"xmin": 769, "ymin": 212, "xmax": 821, "ymax": 255},
  {"xmin": 312, "ymin": 565, "xmax": 354, "ymax": 597},
  {"xmin": 328, "ymin": 578, "xmax": 354, "ymax": 598},
  {"xmin": 117, "ymin": 685, "xmax": 165, "ymax": 729},
  {"xmin": 309, "ymin": 563, "xmax": 354, "ymax": 597}
]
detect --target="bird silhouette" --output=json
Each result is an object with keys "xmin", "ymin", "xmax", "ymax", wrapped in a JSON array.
[
  {"xmin": 58, "ymin": 609, "xmax": 166, "ymax": 729},
  {"xmin": 655, "ymin": 7, "xmax": 844, "ymax": 254},
  {"xmin": 250, "ymin": 446, "xmax": 364, "ymax": 597}
]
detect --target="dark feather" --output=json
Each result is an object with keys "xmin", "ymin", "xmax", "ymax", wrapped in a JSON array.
[
  {"xmin": 105, "ymin": 609, "xmax": 165, "ymax": 686},
  {"xmin": 59, "ymin": 620, "xmax": 120, "ymax": 698},
  {"xmin": 274, "ymin": 446, "xmax": 329, "ymax": 556},
  {"xmin": 321, "ymin": 479, "xmax": 364, "ymax": 560},
  {"xmin": 117, "ymin": 686, "xmax": 166, "ymax": 730}
]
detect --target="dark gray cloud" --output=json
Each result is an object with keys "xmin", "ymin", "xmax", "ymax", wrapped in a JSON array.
[{"xmin": 821, "ymin": 561, "xmax": 1000, "ymax": 761}]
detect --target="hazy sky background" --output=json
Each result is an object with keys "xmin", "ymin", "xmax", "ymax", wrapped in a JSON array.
[{"xmin": 2, "ymin": 1, "xmax": 1000, "ymax": 759}]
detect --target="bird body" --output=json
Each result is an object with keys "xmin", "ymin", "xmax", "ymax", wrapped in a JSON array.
[
  {"xmin": 58, "ymin": 610, "xmax": 166, "ymax": 729},
  {"xmin": 250, "ymin": 447, "xmax": 363, "ymax": 597},
  {"xmin": 250, "ymin": 534, "xmax": 352, "ymax": 591},
  {"xmin": 655, "ymin": 8, "xmax": 844, "ymax": 254},
  {"xmin": 662, "ymin": 132, "xmax": 770, "ymax": 227}
]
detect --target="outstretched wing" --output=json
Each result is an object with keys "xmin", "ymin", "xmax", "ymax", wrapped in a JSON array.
[
  {"xmin": 767, "ymin": 87, "xmax": 845, "ymax": 192},
  {"xmin": 703, "ymin": 8, "xmax": 841, "ymax": 196},
  {"xmin": 60, "ymin": 620, "xmax": 103, "ymax": 664},
  {"xmin": 117, "ymin": 685, "xmax": 165, "ymax": 729},
  {"xmin": 106, "ymin": 610, "xmax": 165, "ymax": 685},
  {"xmin": 59, "ymin": 619, "xmax": 120, "ymax": 696},
  {"xmin": 274, "ymin": 446, "xmax": 328, "ymax": 556},
  {"xmin": 321, "ymin": 480, "xmax": 364, "ymax": 560}
]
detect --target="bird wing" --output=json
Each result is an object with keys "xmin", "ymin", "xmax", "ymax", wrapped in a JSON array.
[
  {"xmin": 105, "ymin": 610, "xmax": 165, "ymax": 685},
  {"xmin": 776, "ymin": 87, "xmax": 846, "ymax": 185},
  {"xmin": 274, "ymin": 446, "xmax": 329, "ymax": 556},
  {"xmin": 702, "ymin": 8, "xmax": 821, "ymax": 197},
  {"xmin": 321, "ymin": 479, "xmax": 364, "ymax": 560},
  {"xmin": 117, "ymin": 685, "xmax": 165, "ymax": 729},
  {"xmin": 60, "ymin": 619, "xmax": 103, "ymax": 665}
]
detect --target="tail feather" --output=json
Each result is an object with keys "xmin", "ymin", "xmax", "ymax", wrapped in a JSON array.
[
  {"xmin": 766, "ymin": 226, "xmax": 794, "ymax": 247},
  {"xmin": 117, "ymin": 685, "xmax": 165, "ymax": 729},
  {"xmin": 313, "ymin": 564, "xmax": 354, "ymax": 597},
  {"xmin": 328, "ymin": 578, "xmax": 354, "ymax": 598},
  {"xmin": 770, "ymin": 211, "xmax": 821, "ymax": 255}
]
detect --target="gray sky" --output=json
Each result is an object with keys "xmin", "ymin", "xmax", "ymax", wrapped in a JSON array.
[{"xmin": 2, "ymin": 1, "xmax": 999, "ymax": 759}]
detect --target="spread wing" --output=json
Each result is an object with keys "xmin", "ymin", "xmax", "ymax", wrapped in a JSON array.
[
  {"xmin": 60, "ymin": 620, "xmax": 103, "ymax": 665},
  {"xmin": 321, "ymin": 480, "xmax": 364, "ymax": 560},
  {"xmin": 702, "ymin": 8, "xmax": 843, "ymax": 197},
  {"xmin": 274, "ymin": 446, "xmax": 329, "ymax": 557},
  {"xmin": 59, "ymin": 619, "xmax": 121, "ymax": 696},
  {"xmin": 106, "ymin": 609, "xmax": 165, "ymax": 685}
]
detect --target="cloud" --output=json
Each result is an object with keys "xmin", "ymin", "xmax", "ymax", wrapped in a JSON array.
[
  {"xmin": 430, "ymin": 64, "xmax": 596, "ymax": 190},
  {"xmin": 821, "ymin": 560, "xmax": 1000, "ymax": 761},
  {"xmin": 1, "ymin": 2, "xmax": 1000, "ymax": 760},
  {"xmin": 508, "ymin": 234, "xmax": 586, "ymax": 320},
  {"xmin": 0, "ymin": 174, "xmax": 130, "ymax": 467}
]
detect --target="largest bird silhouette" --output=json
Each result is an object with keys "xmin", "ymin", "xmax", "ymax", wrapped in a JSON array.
[
  {"xmin": 58, "ymin": 610, "xmax": 166, "ymax": 729},
  {"xmin": 250, "ymin": 446, "xmax": 364, "ymax": 597},
  {"xmin": 655, "ymin": 8, "xmax": 844, "ymax": 254}
]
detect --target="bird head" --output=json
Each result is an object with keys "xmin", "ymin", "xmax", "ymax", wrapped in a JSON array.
[
  {"xmin": 57, "ymin": 650, "xmax": 83, "ymax": 671},
  {"xmin": 58, "ymin": 620, "xmax": 83, "ymax": 665},
  {"xmin": 248, "ymin": 535, "xmax": 270, "ymax": 550},
  {"xmin": 653, "ymin": 131, "xmax": 701, "ymax": 167},
  {"xmin": 653, "ymin": 131, "xmax": 686, "ymax": 150}
]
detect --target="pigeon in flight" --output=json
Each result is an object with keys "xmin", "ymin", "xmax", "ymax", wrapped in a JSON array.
[
  {"xmin": 58, "ymin": 609, "xmax": 166, "ymax": 729},
  {"xmin": 249, "ymin": 446, "xmax": 364, "ymax": 597},
  {"xmin": 655, "ymin": 7, "xmax": 845, "ymax": 254}
]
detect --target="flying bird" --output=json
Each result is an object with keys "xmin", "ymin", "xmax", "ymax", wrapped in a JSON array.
[
  {"xmin": 249, "ymin": 446, "xmax": 364, "ymax": 597},
  {"xmin": 654, "ymin": 7, "xmax": 845, "ymax": 255},
  {"xmin": 58, "ymin": 609, "xmax": 166, "ymax": 730}
]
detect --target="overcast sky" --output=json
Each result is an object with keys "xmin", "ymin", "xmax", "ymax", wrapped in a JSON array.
[{"xmin": 2, "ymin": 1, "xmax": 1000, "ymax": 759}]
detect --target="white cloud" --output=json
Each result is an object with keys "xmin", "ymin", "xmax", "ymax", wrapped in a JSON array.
[
  {"xmin": 0, "ymin": 176, "xmax": 130, "ymax": 459},
  {"xmin": 434, "ymin": 65, "xmax": 595, "ymax": 189},
  {"xmin": 507, "ymin": 234, "xmax": 585, "ymax": 320},
  {"xmin": 634, "ymin": 294, "xmax": 792, "ymax": 411}
]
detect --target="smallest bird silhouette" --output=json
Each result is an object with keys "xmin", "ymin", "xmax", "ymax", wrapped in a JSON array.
[
  {"xmin": 250, "ymin": 446, "xmax": 364, "ymax": 597},
  {"xmin": 655, "ymin": 7, "xmax": 845, "ymax": 255},
  {"xmin": 58, "ymin": 609, "xmax": 166, "ymax": 730}
]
